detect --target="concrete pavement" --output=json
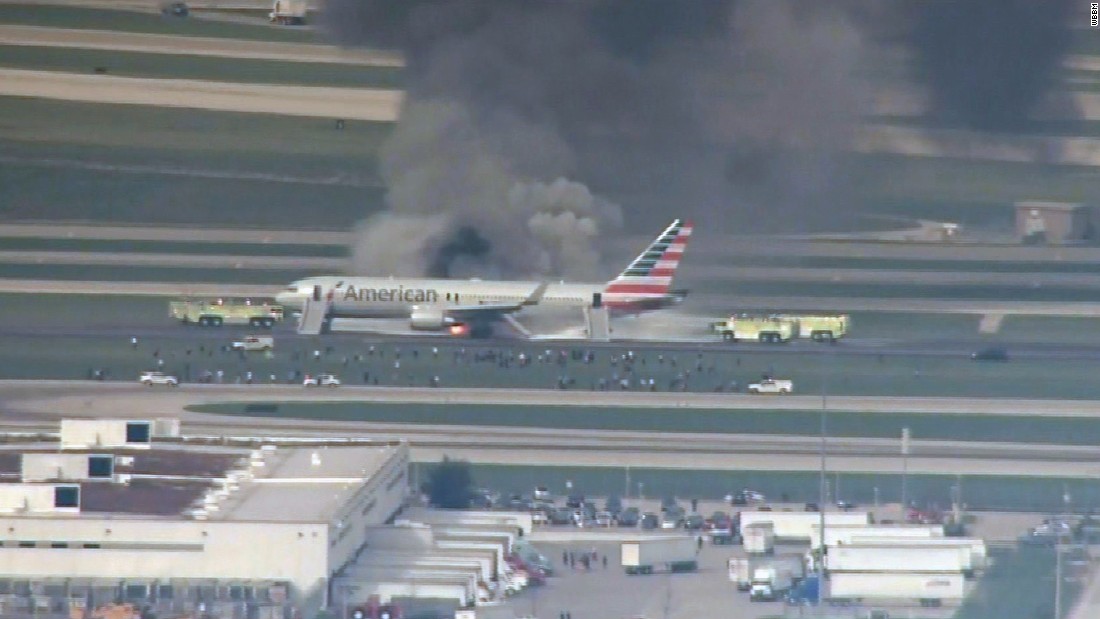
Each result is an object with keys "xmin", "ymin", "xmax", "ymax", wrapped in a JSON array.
[
  {"xmin": 0, "ymin": 24, "xmax": 403, "ymax": 66},
  {"xmin": 0, "ymin": 68, "xmax": 402, "ymax": 120}
]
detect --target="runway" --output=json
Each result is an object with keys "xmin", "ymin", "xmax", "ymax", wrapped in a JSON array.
[{"xmin": 6, "ymin": 278, "xmax": 1100, "ymax": 320}]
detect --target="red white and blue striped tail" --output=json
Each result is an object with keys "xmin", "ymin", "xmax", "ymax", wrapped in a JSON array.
[{"xmin": 603, "ymin": 219, "xmax": 692, "ymax": 302}]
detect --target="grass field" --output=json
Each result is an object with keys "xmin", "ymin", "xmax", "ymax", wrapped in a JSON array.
[
  {"xmin": 0, "ymin": 97, "xmax": 392, "ymax": 161},
  {"xmin": 0, "ymin": 4, "xmax": 316, "ymax": 42},
  {"xmin": 0, "ymin": 97, "xmax": 388, "ymax": 225},
  {"xmin": 442, "ymin": 463, "xmax": 1100, "ymax": 513},
  {"xmin": 192, "ymin": 399, "xmax": 1100, "ymax": 446},
  {"xmin": 849, "ymin": 154, "xmax": 1100, "ymax": 210},
  {"xmin": 0, "ymin": 44, "xmax": 404, "ymax": 89},
  {"xmin": 1, "ymin": 94, "xmax": 1097, "ymax": 231}
]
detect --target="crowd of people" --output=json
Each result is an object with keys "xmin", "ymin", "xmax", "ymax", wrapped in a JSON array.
[{"xmin": 106, "ymin": 336, "xmax": 772, "ymax": 393}]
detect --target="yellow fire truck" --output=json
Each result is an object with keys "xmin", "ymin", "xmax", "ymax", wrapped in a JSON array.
[
  {"xmin": 169, "ymin": 298, "xmax": 283, "ymax": 328},
  {"xmin": 710, "ymin": 315, "xmax": 795, "ymax": 343},
  {"xmin": 711, "ymin": 313, "xmax": 849, "ymax": 343}
]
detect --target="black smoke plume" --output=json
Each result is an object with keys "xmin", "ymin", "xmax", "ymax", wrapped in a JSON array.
[
  {"xmin": 426, "ymin": 226, "xmax": 491, "ymax": 278},
  {"xmin": 908, "ymin": 0, "xmax": 1074, "ymax": 131},
  {"xmin": 329, "ymin": 0, "xmax": 872, "ymax": 276}
]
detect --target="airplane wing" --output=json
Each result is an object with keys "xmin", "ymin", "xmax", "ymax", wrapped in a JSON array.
[{"xmin": 446, "ymin": 282, "xmax": 549, "ymax": 318}]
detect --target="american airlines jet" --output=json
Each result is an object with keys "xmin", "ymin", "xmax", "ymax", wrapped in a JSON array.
[{"xmin": 275, "ymin": 219, "xmax": 692, "ymax": 337}]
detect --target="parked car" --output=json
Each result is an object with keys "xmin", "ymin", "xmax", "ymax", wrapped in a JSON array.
[
  {"xmin": 660, "ymin": 496, "xmax": 680, "ymax": 513},
  {"xmin": 710, "ymin": 511, "xmax": 731, "ymax": 529},
  {"xmin": 605, "ymin": 495, "xmax": 623, "ymax": 516},
  {"xmin": 618, "ymin": 507, "xmax": 640, "ymax": 527},
  {"xmin": 549, "ymin": 508, "xmax": 573, "ymax": 525},
  {"xmin": 139, "ymin": 371, "xmax": 178, "ymax": 386},
  {"xmin": 730, "ymin": 489, "xmax": 766, "ymax": 505},
  {"xmin": 684, "ymin": 514, "xmax": 705, "ymax": 530},
  {"xmin": 566, "ymin": 494, "xmax": 585, "ymax": 508},
  {"xmin": 660, "ymin": 508, "xmax": 684, "ymax": 529},
  {"xmin": 971, "ymin": 346, "xmax": 1009, "ymax": 362},
  {"xmin": 303, "ymin": 373, "xmax": 340, "ymax": 387},
  {"xmin": 595, "ymin": 511, "xmax": 613, "ymax": 527},
  {"xmin": 533, "ymin": 486, "xmax": 551, "ymax": 500},
  {"xmin": 640, "ymin": 512, "xmax": 660, "ymax": 530}
]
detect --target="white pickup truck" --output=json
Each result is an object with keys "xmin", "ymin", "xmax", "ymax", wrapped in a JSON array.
[
  {"xmin": 747, "ymin": 379, "xmax": 793, "ymax": 395},
  {"xmin": 231, "ymin": 335, "xmax": 274, "ymax": 352}
]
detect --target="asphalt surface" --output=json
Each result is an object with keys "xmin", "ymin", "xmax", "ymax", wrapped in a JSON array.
[
  {"xmin": 0, "ymin": 68, "xmax": 403, "ymax": 120},
  {"xmin": 0, "ymin": 250, "xmax": 346, "ymax": 270}
]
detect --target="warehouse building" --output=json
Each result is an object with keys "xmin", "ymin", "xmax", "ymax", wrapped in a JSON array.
[{"xmin": 0, "ymin": 420, "xmax": 410, "ymax": 618}]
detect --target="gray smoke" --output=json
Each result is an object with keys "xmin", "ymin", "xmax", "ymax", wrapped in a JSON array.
[
  {"xmin": 908, "ymin": 0, "xmax": 1074, "ymax": 131},
  {"xmin": 329, "ymin": 0, "xmax": 873, "ymax": 275}
]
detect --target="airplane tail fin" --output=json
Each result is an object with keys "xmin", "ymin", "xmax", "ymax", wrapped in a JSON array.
[{"xmin": 604, "ymin": 219, "xmax": 693, "ymax": 298}]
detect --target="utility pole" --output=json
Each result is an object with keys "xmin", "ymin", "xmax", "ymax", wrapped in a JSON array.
[{"xmin": 901, "ymin": 427, "xmax": 911, "ymax": 519}]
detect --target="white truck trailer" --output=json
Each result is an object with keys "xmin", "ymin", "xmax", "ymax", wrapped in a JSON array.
[
  {"xmin": 739, "ymin": 510, "xmax": 870, "ymax": 541},
  {"xmin": 749, "ymin": 566, "xmax": 794, "ymax": 601},
  {"xmin": 743, "ymin": 522, "xmax": 775, "ymax": 555},
  {"xmin": 827, "ymin": 544, "xmax": 971, "ymax": 573},
  {"xmin": 828, "ymin": 571, "xmax": 965, "ymax": 607},
  {"xmin": 270, "ymin": 0, "xmax": 307, "ymax": 25},
  {"xmin": 849, "ymin": 536, "xmax": 988, "ymax": 573},
  {"xmin": 621, "ymin": 537, "xmax": 698, "ymax": 575},
  {"xmin": 728, "ymin": 557, "xmax": 758, "ymax": 591},
  {"xmin": 811, "ymin": 523, "xmax": 943, "ymax": 549},
  {"xmin": 402, "ymin": 509, "xmax": 535, "ymax": 537}
]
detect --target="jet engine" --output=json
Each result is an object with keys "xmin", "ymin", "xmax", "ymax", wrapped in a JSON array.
[{"xmin": 409, "ymin": 307, "xmax": 454, "ymax": 330}]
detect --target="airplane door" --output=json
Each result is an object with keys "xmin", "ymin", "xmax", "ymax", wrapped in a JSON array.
[
  {"xmin": 592, "ymin": 292, "xmax": 602, "ymax": 308},
  {"xmin": 313, "ymin": 285, "xmax": 322, "ymax": 302}
]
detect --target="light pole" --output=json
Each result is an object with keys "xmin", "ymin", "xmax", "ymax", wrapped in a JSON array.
[
  {"xmin": 817, "ymin": 349, "xmax": 828, "ymax": 610},
  {"xmin": 1054, "ymin": 542, "xmax": 1063, "ymax": 619}
]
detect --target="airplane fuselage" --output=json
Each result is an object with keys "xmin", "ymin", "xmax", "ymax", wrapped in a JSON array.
[{"xmin": 276, "ymin": 276, "xmax": 609, "ymax": 319}]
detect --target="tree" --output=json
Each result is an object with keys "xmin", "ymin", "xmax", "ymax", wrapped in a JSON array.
[{"xmin": 427, "ymin": 457, "xmax": 474, "ymax": 509}]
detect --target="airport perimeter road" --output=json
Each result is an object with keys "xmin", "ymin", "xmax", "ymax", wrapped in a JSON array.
[
  {"xmin": 9, "ymin": 381, "xmax": 1100, "ymax": 418},
  {"xmin": 0, "ymin": 250, "xmax": 344, "ymax": 270},
  {"xmin": 0, "ymin": 69, "xmax": 402, "ymax": 120},
  {"xmin": 0, "ymin": 224, "xmax": 356, "ymax": 245},
  {"xmin": 0, "ymin": 278, "xmax": 277, "ymax": 297},
  {"xmin": 0, "ymin": 25, "xmax": 404, "ymax": 66}
]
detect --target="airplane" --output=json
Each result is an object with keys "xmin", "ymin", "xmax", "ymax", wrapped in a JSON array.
[{"xmin": 275, "ymin": 219, "xmax": 693, "ymax": 338}]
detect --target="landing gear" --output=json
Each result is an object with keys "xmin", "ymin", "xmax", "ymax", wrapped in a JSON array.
[{"xmin": 469, "ymin": 322, "xmax": 494, "ymax": 339}]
